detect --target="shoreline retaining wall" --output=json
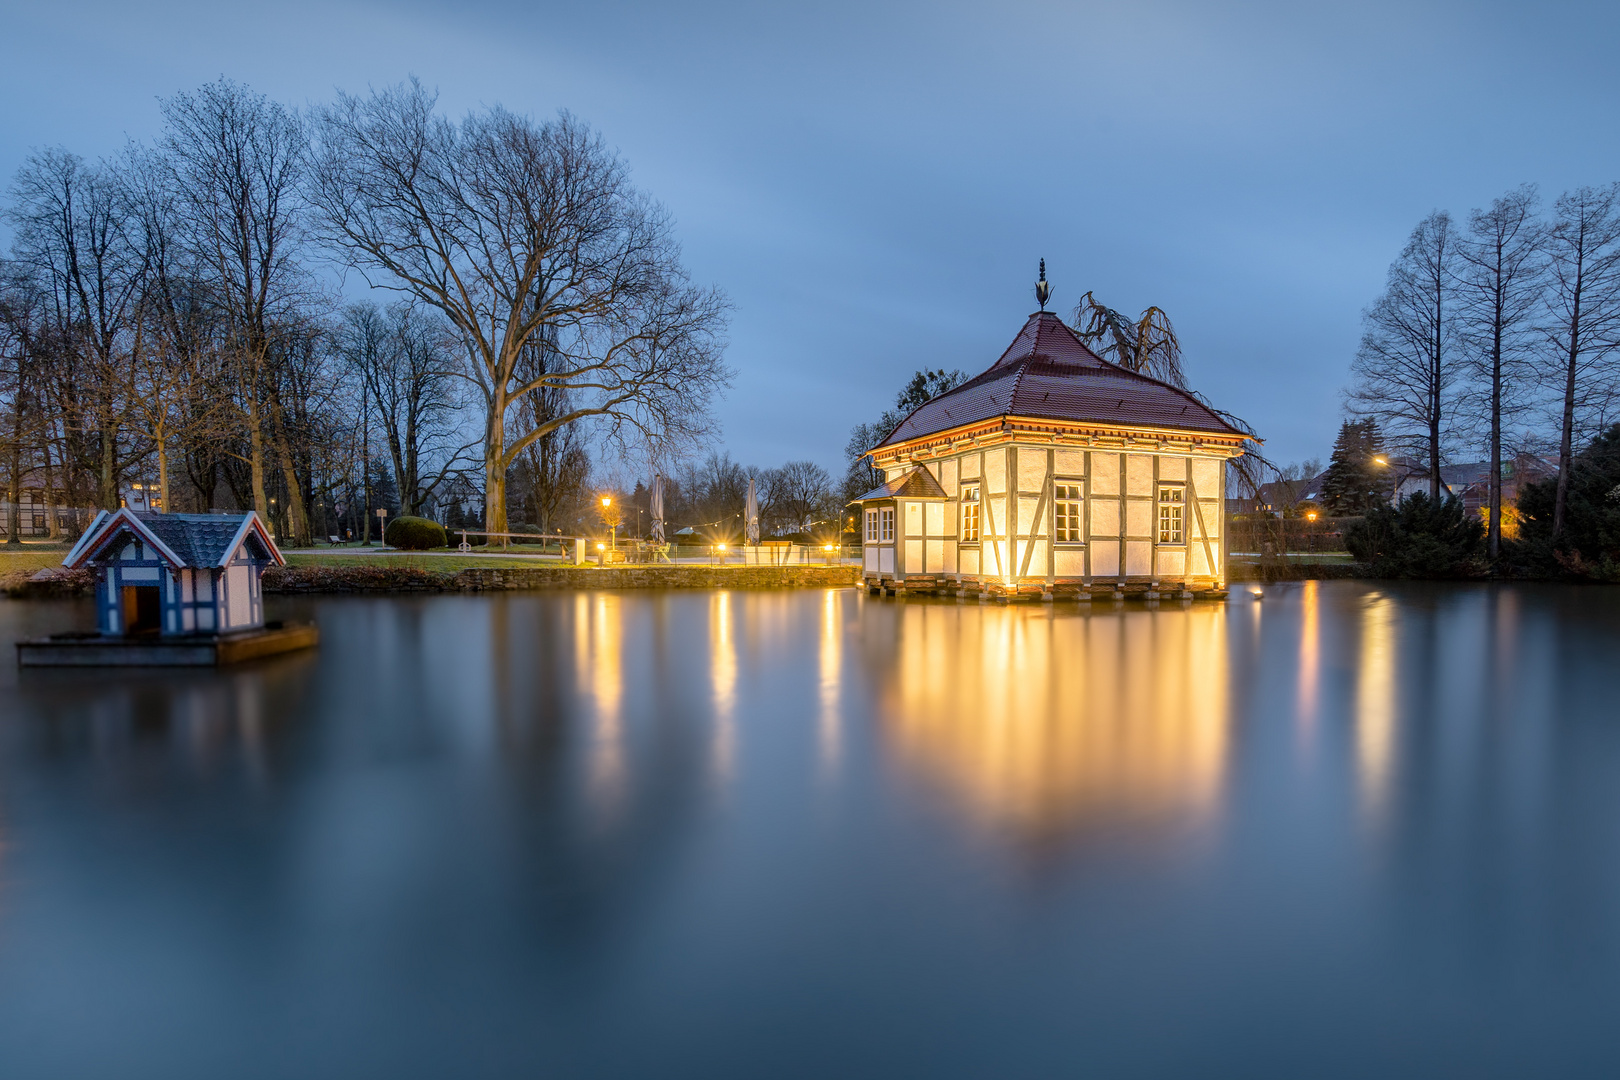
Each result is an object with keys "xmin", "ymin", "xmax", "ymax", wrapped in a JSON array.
[{"xmin": 262, "ymin": 564, "xmax": 863, "ymax": 594}]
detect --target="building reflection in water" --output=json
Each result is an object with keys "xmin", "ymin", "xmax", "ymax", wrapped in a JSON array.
[{"xmin": 879, "ymin": 603, "xmax": 1231, "ymax": 843}]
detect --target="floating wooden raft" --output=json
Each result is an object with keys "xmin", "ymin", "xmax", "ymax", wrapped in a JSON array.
[{"xmin": 17, "ymin": 621, "xmax": 318, "ymax": 668}]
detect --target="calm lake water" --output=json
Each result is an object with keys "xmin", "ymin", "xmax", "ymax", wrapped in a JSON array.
[{"xmin": 3, "ymin": 583, "xmax": 1620, "ymax": 1077}]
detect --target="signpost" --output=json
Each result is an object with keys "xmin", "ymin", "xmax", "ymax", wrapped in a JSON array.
[{"xmin": 376, "ymin": 508, "xmax": 388, "ymax": 546}]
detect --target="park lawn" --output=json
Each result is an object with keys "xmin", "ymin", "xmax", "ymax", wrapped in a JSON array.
[{"xmin": 0, "ymin": 550, "xmax": 69, "ymax": 575}]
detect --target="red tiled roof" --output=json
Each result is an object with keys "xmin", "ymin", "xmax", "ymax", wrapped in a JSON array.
[{"xmin": 875, "ymin": 311, "xmax": 1246, "ymax": 449}]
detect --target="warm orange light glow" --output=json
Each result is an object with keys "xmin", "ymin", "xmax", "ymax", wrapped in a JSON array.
[
  {"xmin": 883, "ymin": 604, "xmax": 1231, "ymax": 841},
  {"xmin": 596, "ymin": 542, "xmax": 606, "ymax": 551},
  {"xmin": 1306, "ymin": 511, "xmax": 1318, "ymax": 522},
  {"xmin": 1373, "ymin": 456, "xmax": 1387, "ymax": 466},
  {"xmin": 823, "ymin": 545, "xmax": 834, "ymax": 552},
  {"xmin": 601, "ymin": 496, "xmax": 612, "ymax": 508},
  {"xmin": 717, "ymin": 543, "xmax": 727, "ymax": 551},
  {"xmin": 1356, "ymin": 593, "xmax": 1397, "ymax": 823}
]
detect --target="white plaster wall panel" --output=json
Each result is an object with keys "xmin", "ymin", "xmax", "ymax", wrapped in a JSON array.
[
  {"xmin": 197, "ymin": 605, "xmax": 214, "ymax": 631},
  {"xmin": 1055, "ymin": 449, "xmax": 1085, "ymax": 476},
  {"xmin": 864, "ymin": 548, "xmax": 879, "ymax": 572},
  {"xmin": 1126, "ymin": 500, "xmax": 1153, "ymax": 538},
  {"xmin": 1023, "ymin": 539, "xmax": 1048, "ymax": 577},
  {"xmin": 943, "ymin": 543, "xmax": 957, "ymax": 574},
  {"xmin": 1127, "ymin": 455, "xmax": 1154, "ymax": 495},
  {"xmin": 961, "ymin": 548, "xmax": 979, "ymax": 576},
  {"xmin": 1159, "ymin": 455, "xmax": 1187, "ymax": 480},
  {"xmin": 879, "ymin": 548, "xmax": 894, "ymax": 573},
  {"xmin": 1199, "ymin": 501, "xmax": 1221, "ymax": 536},
  {"xmin": 1017, "ymin": 496, "xmax": 1041, "ymax": 536},
  {"xmin": 1017, "ymin": 451, "xmax": 1045, "ymax": 493},
  {"xmin": 180, "ymin": 570, "xmax": 192, "ymax": 602},
  {"xmin": 925, "ymin": 503, "xmax": 944, "ymax": 536},
  {"xmin": 985, "ymin": 452, "xmax": 1006, "ymax": 494},
  {"xmin": 122, "ymin": 566, "xmax": 158, "ymax": 582},
  {"xmin": 987, "ymin": 496, "xmax": 1006, "ymax": 537},
  {"xmin": 1157, "ymin": 549, "xmax": 1186, "ymax": 577},
  {"xmin": 1054, "ymin": 550, "xmax": 1085, "ymax": 577},
  {"xmin": 1092, "ymin": 543, "xmax": 1120, "ymax": 577},
  {"xmin": 924, "ymin": 540, "xmax": 941, "ymax": 572},
  {"xmin": 1090, "ymin": 453, "xmax": 1120, "ymax": 494},
  {"xmin": 960, "ymin": 454, "xmax": 980, "ymax": 480},
  {"xmin": 1192, "ymin": 544, "xmax": 1211, "ymax": 576},
  {"xmin": 905, "ymin": 503, "xmax": 923, "ymax": 537},
  {"xmin": 905, "ymin": 540, "xmax": 923, "ymax": 571},
  {"xmin": 1192, "ymin": 458, "xmax": 1221, "ymax": 495},
  {"xmin": 1091, "ymin": 500, "xmax": 1120, "ymax": 536},
  {"xmin": 1126, "ymin": 541, "xmax": 1152, "ymax": 576},
  {"xmin": 941, "ymin": 458, "xmax": 958, "ymax": 491},
  {"xmin": 984, "ymin": 538, "xmax": 1008, "ymax": 578},
  {"xmin": 182, "ymin": 606, "xmax": 195, "ymax": 631},
  {"xmin": 196, "ymin": 573, "xmax": 213, "ymax": 601},
  {"xmin": 943, "ymin": 503, "xmax": 956, "ymax": 535},
  {"xmin": 227, "ymin": 565, "xmax": 250, "ymax": 627}
]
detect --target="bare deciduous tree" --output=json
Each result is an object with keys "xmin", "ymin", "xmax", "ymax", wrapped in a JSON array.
[
  {"xmin": 1071, "ymin": 291, "xmax": 1187, "ymax": 387},
  {"xmin": 1455, "ymin": 185, "xmax": 1544, "ymax": 558},
  {"xmin": 162, "ymin": 78, "xmax": 311, "ymax": 531},
  {"xmin": 1348, "ymin": 211, "xmax": 1461, "ymax": 501},
  {"xmin": 310, "ymin": 80, "xmax": 731, "ymax": 534},
  {"xmin": 1543, "ymin": 184, "xmax": 1620, "ymax": 539},
  {"xmin": 340, "ymin": 301, "xmax": 469, "ymax": 517}
]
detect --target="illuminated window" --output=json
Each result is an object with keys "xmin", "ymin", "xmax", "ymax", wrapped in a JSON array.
[
  {"xmin": 960, "ymin": 484, "xmax": 980, "ymax": 542},
  {"xmin": 1158, "ymin": 485, "xmax": 1185, "ymax": 544},
  {"xmin": 880, "ymin": 508, "xmax": 894, "ymax": 542},
  {"xmin": 1054, "ymin": 483, "xmax": 1082, "ymax": 543},
  {"xmin": 865, "ymin": 509, "xmax": 879, "ymax": 542}
]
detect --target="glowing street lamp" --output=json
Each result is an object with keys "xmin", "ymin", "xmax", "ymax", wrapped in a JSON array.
[{"xmin": 601, "ymin": 495, "xmax": 615, "ymax": 552}]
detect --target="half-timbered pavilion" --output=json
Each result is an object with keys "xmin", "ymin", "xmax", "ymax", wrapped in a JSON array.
[{"xmin": 855, "ymin": 308, "xmax": 1250, "ymax": 599}]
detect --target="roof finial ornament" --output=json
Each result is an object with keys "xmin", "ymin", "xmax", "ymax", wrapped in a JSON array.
[{"xmin": 1035, "ymin": 258, "xmax": 1051, "ymax": 311}]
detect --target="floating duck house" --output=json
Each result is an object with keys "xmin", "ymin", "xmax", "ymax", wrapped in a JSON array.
[
  {"xmin": 17, "ymin": 510, "xmax": 317, "ymax": 666},
  {"xmin": 855, "ymin": 298, "xmax": 1251, "ymax": 600}
]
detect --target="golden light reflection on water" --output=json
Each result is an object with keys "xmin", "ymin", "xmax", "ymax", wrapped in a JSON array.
[
  {"xmin": 1355, "ymin": 593, "xmax": 1397, "ymax": 821},
  {"xmin": 882, "ymin": 604, "xmax": 1231, "ymax": 841},
  {"xmin": 710, "ymin": 591, "xmax": 737, "ymax": 786},
  {"xmin": 579, "ymin": 593, "xmax": 626, "ymax": 819},
  {"xmin": 1298, "ymin": 580, "xmax": 1321, "ymax": 746},
  {"xmin": 818, "ymin": 589, "xmax": 843, "ymax": 778}
]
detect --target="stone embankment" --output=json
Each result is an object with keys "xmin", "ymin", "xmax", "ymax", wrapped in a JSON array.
[
  {"xmin": 862, "ymin": 574, "xmax": 1229, "ymax": 602},
  {"xmin": 263, "ymin": 564, "xmax": 862, "ymax": 594}
]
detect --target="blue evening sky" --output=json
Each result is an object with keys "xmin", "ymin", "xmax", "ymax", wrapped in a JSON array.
[{"xmin": 4, "ymin": 0, "xmax": 1619, "ymax": 473}]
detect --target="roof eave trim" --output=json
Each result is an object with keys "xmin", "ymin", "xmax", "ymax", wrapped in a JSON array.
[
  {"xmin": 64, "ymin": 508, "xmax": 187, "ymax": 570},
  {"xmin": 218, "ymin": 511, "xmax": 286, "ymax": 567}
]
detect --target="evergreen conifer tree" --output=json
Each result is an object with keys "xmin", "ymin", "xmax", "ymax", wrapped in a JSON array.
[{"xmin": 1320, "ymin": 420, "xmax": 1387, "ymax": 514}]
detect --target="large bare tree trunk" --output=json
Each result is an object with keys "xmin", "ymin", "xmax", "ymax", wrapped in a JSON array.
[
  {"xmin": 1553, "ymin": 310, "xmax": 1582, "ymax": 539},
  {"xmin": 484, "ymin": 404, "xmax": 507, "ymax": 543}
]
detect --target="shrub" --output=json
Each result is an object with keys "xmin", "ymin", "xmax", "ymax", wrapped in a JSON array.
[
  {"xmin": 1511, "ymin": 424, "xmax": 1620, "ymax": 580},
  {"xmin": 1344, "ymin": 492, "xmax": 1486, "ymax": 578},
  {"xmin": 511, "ymin": 523, "xmax": 542, "ymax": 535},
  {"xmin": 384, "ymin": 515, "xmax": 448, "ymax": 550}
]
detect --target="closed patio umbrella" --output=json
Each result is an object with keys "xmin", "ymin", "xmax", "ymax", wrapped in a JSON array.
[
  {"xmin": 745, "ymin": 477, "xmax": 759, "ymax": 546},
  {"xmin": 650, "ymin": 474, "xmax": 666, "ymax": 544}
]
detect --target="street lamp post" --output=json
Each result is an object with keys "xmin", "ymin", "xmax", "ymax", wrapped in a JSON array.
[{"xmin": 602, "ymin": 496, "xmax": 615, "ymax": 553}]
